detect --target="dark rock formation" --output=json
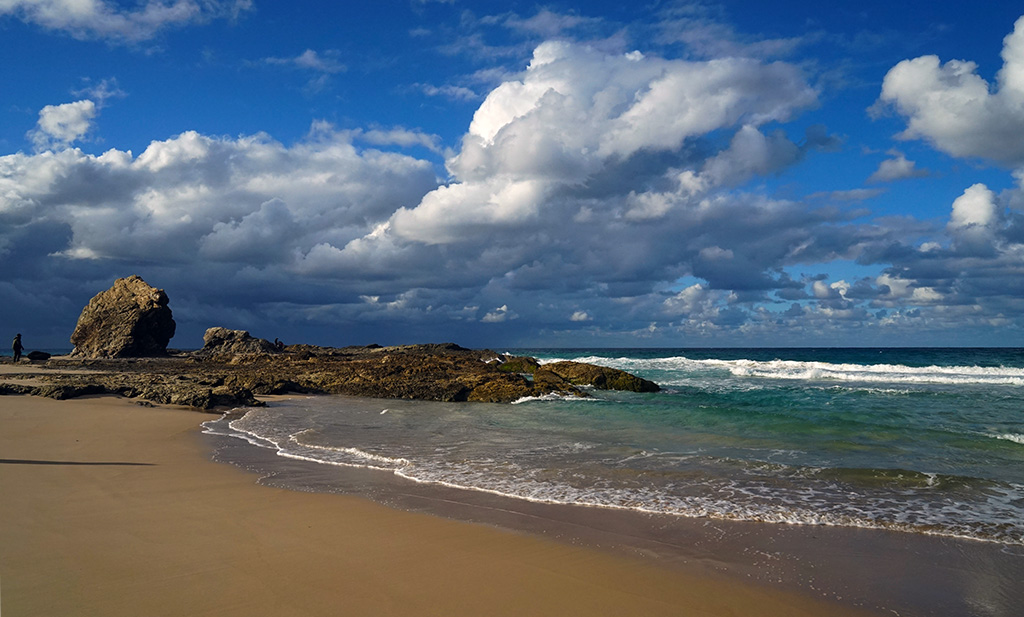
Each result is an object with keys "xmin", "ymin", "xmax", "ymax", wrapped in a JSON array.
[
  {"xmin": 542, "ymin": 361, "xmax": 660, "ymax": 393},
  {"xmin": 70, "ymin": 276, "xmax": 176, "ymax": 358},
  {"xmin": 26, "ymin": 351, "xmax": 51, "ymax": 362},
  {"xmin": 197, "ymin": 327, "xmax": 280, "ymax": 359},
  {"xmin": 2, "ymin": 343, "xmax": 659, "ymax": 410}
]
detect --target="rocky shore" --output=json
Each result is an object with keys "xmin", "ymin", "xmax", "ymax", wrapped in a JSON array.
[
  {"xmin": 0, "ymin": 341, "xmax": 658, "ymax": 410},
  {"xmin": 2, "ymin": 276, "xmax": 658, "ymax": 409}
]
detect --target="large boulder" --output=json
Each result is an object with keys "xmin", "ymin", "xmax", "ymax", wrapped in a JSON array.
[
  {"xmin": 197, "ymin": 327, "xmax": 279, "ymax": 358},
  {"xmin": 70, "ymin": 276, "xmax": 176, "ymax": 358}
]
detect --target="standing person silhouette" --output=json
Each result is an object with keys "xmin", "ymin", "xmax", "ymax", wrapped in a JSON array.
[{"xmin": 12, "ymin": 333, "xmax": 24, "ymax": 363}]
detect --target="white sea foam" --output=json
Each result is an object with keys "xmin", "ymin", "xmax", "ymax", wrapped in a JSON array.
[
  {"xmin": 995, "ymin": 433, "xmax": 1024, "ymax": 445},
  {"xmin": 721, "ymin": 359, "xmax": 1024, "ymax": 386},
  {"xmin": 511, "ymin": 392, "xmax": 597, "ymax": 404},
  {"xmin": 202, "ymin": 412, "xmax": 280, "ymax": 449},
  {"xmin": 272, "ymin": 449, "xmax": 396, "ymax": 472},
  {"xmin": 550, "ymin": 354, "xmax": 1024, "ymax": 387},
  {"xmin": 289, "ymin": 429, "xmax": 411, "ymax": 467},
  {"xmin": 227, "ymin": 415, "xmax": 284, "ymax": 446},
  {"xmin": 389, "ymin": 458, "xmax": 1024, "ymax": 545},
  {"xmin": 213, "ymin": 412, "xmax": 413, "ymax": 473}
]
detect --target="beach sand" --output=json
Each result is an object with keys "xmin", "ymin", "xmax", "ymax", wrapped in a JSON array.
[{"xmin": 0, "ymin": 392, "xmax": 882, "ymax": 617}]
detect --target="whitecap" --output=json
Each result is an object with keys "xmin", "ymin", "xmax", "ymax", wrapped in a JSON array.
[
  {"xmin": 995, "ymin": 433, "xmax": 1024, "ymax": 445},
  {"xmin": 547, "ymin": 354, "xmax": 1024, "ymax": 388}
]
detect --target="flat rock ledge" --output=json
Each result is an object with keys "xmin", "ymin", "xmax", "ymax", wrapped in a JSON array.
[{"xmin": 0, "ymin": 343, "xmax": 659, "ymax": 410}]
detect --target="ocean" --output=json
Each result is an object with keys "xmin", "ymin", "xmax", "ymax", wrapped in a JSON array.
[
  {"xmin": 205, "ymin": 347, "xmax": 1024, "ymax": 546},
  {"xmin": 202, "ymin": 347, "xmax": 1024, "ymax": 615}
]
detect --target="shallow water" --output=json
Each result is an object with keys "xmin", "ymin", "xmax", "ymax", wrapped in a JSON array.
[
  {"xmin": 207, "ymin": 348, "xmax": 1024, "ymax": 546},
  {"xmin": 201, "ymin": 347, "xmax": 1024, "ymax": 616}
]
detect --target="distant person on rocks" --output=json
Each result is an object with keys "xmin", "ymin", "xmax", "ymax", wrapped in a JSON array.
[{"xmin": 12, "ymin": 333, "xmax": 24, "ymax": 363}]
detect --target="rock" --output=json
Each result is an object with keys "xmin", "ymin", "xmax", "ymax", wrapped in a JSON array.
[
  {"xmin": 70, "ymin": 276, "xmax": 176, "ymax": 358},
  {"xmin": 34, "ymin": 383, "xmax": 108, "ymax": 400},
  {"xmin": 26, "ymin": 351, "xmax": 51, "ymax": 362},
  {"xmin": 496, "ymin": 356, "xmax": 540, "ymax": 374},
  {"xmin": 531, "ymin": 368, "xmax": 574, "ymax": 390},
  {"xmin": 465, "ymin": 377, "xmax": 536, "ymax": 402},
  {"xmin": 6, "ymin": 343, "xmax": 659, "ymax": 409},
  {"xmin": 0, "ymin": 383, "xmax": 34, "ymax": 396},
  {"xmin": 196, "ymin": 327, "xmax": 280, "ymax": 358},
  {"xmin": 165, "ymin": 385, "xmax": 260, "ymax": 410},
  {"xmin": 542, "ymin": 361, "xmax": 660, "ymax": 393}
]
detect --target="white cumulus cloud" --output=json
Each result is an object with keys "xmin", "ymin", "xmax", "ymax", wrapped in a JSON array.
[
  {"xmin": 569, "ymin": 310, "xmax": 591, "ymax": 322},
  {"xmin": 28, "ymin": 99, "xmax": 96, "ymax": 151},
  {"xmin": 482, "ymin": 304, "xmax": 514, "ymax": 322},
  {"xmin": 383, "ymin": 40, "xmax": 817, "ymax": 246},
  {"xmin": 875, "ymin": 16, "xmax": 1024, "ymax": 167},
  {"xmin": 1, "ymin": 125, "xmax": 438, "ymax": 266},
  {"xmin": 947, "ymin": 183, "xmax": 1002, "ymax": 255}
]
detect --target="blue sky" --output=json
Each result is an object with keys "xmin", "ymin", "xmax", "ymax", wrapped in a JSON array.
[{"xmin": 3, "ymin": 1, "xmax": 1024, "ymax": 349}]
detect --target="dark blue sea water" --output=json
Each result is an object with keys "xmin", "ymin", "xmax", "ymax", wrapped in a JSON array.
[{"xmin": 205, "ymin": 348, "xmax": 1024, "ymax": 546}]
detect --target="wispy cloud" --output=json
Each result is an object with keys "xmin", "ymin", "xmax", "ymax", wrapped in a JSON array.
[
  {"xmin": 262, "ymin": 49, "xmax": 346, "ymax": 92},
  {"xmin": 0, "ymin": 0, "xmax": 252, "ymax": 43},
  {"xmin": 309, "ymin": 121, "xmax": 445, "ymax": 154},
  {"xmin": 265, "ymin": 49, "xmax": 346, "ymax": 74},
  {"xmin": 414, "ymin": 83, "xmax": 480, "ymax": 102},
  {"xmin": 72, "ymin": 78, "xmax": 128, "ymax": 106},
  {"xmin": 653, "ymin": 1, "xmax": 810, "ymax": 59}
]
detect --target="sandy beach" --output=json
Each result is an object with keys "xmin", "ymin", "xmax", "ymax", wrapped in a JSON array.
[{"xmin": 0, "ymin": 389, "xmax": 886, "ymax": 617}]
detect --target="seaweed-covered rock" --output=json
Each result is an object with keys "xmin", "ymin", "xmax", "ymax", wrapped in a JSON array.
[
  {"xmin": 496, "ymin": 355, "xmax": 541, "ymax": 374},
  {"xmin": 531, "ymin": 368, "xmax": 575, "ymax": 390},
  {"xmin": 543, "ymin": 361, "xmax": 660, "ymax": 393},
  {"xmin": 70, "ymin": 276, "xmax": 176, "ymax": 358}
]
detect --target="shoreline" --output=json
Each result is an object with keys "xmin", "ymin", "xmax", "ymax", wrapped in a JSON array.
[
  {"xmin": 208, "ymin": 395, "xmax": 1024, "ymax": 617},
  {"xmin": 0, "ymin": 393, "xmax": 885, "ymax": 617}
]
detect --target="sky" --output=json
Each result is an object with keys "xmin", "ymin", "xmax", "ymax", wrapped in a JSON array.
[{"xmin": 3, "ymin": 1, "xmax": 1024, "ymax": 349}]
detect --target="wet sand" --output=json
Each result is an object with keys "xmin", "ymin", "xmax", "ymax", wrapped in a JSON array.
[{"xmin": 0, "ymin": 393, "xmax": 886, "ymax": 617}]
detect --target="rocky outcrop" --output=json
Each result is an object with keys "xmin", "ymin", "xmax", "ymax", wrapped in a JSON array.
[
  {"xmin": 70, "ymin": 276, "xmax": 176, "ymax": 358},
  {"xmin": 4, "ymin": 344, "xmax": 659, "ymax": 410},
  {"xmin": 541, "ymin": 361, "xmax": 660, "ymax": 393},
  {"xmin": 197, "ymin": 327, "xmax": 280, "ymax": 359},
  {"xmin": 286, "ymin": 345, "xmax": 579, "ymax": 403}
]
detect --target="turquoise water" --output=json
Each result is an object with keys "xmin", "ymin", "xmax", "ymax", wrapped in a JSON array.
[{"xmin": 207, "ymin": 348, "xmax": 1024, "ymax": 545}]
